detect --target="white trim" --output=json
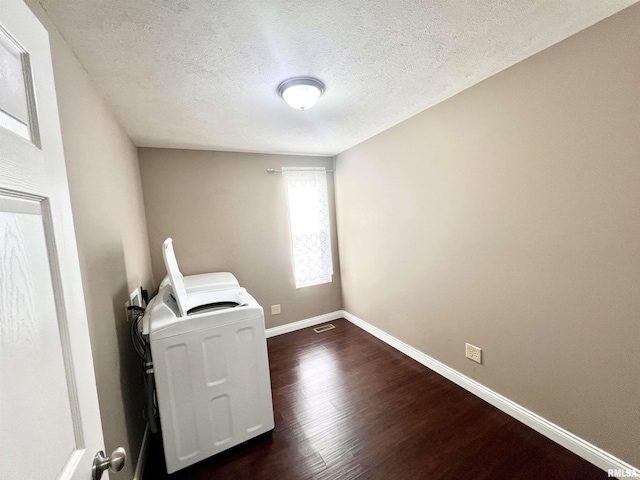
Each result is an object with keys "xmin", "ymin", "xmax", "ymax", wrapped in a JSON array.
[
  {"xmin": 295, "ymin": 276, "xmax": 332, "ymax": 289},
  {"xmin": 132, "ymin": 424, "xmax": 150, "ymax": 480},
  {"xmin": 266, "ymin": 311, "xmax": 343, "ymax": 338},
  {"xmin": 340, "ymin": 310, "xmax": 639, "ymax": 479}
]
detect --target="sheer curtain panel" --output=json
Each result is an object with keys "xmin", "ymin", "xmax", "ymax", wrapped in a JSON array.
[{"xmin": 282, "ymin": 168, "xmax": 333, "ymax": 288}]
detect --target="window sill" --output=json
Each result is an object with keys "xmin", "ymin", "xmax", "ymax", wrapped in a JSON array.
[{"xmin": 295, "ymin": 277, "xmax": 332, "ymax": 289}]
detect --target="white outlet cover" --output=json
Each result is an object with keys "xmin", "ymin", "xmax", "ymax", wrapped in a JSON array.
[
  {"xmin": 130, "ymin": 287, "xmax": 143, "ymax": 308},
  {"xmin": 271, "ymin": 304, "xmax": 281, "ymax": 315},
  {"xmin": 465, "ymin": 343, "xmax": 482, "ymax": 364}
]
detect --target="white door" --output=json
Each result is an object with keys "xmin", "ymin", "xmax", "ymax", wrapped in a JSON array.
[{"xmin": 0, "ymin": 0, "xmax": 110, "ymax": 478}]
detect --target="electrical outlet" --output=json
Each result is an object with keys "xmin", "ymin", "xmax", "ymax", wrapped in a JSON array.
[
  {"xmin": 465, "ymin": 343, "xmax": 482, "ymax": 364},
  {"xmin": 130, "ymin": 288, "xmax": 143, "ymax": 308},
  {"xmin": 271, "ymin": 304, "xmax": 281, "ymax": 315},
  {"xmin": 126, "ymin": 287, "xmax": 143, "ymax": 322}
]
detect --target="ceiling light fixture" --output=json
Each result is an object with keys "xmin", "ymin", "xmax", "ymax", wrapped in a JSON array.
[{"xmin": 277, "ymin": 77, "xmax": 325, "ymax": 111}]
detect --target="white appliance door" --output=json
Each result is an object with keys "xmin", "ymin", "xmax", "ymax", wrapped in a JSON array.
[{"xmin": 0, "ymin": 0, "xmax": 109, "ymax": 478}]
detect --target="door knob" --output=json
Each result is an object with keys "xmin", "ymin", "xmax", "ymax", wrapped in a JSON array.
[{"xmin": 92, "ymin": 447, "xmax": 126, "ymax": 480}]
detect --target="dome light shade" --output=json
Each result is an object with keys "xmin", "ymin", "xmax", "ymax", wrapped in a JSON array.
[{"xmin": 277, "ymin": 77, "xmax": 325, "ymax": 111}]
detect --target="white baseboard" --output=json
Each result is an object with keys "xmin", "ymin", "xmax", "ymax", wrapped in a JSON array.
[
  {"xmin": 340, "ymin": 310, "xmax": 638, "ymax": 479},
  {"xmin": 132, "ymin": 424, "xmax": 150, "ymax": 480},
  {"xmin": 266, "ymin": 311, "xmax": 343, "ymax": 338}
]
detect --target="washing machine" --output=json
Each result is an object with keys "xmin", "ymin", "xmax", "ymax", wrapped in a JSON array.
[{"xmin": 145, "ymin": 284, "xmax": 275, "ymax": 474}]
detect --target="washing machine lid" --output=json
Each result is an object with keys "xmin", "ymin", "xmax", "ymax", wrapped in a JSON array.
[
  {"xmin": 163, "ymin": 238, "xmax": 189, "ymax": 316},
  {"xmin": 162, "ymin": 238, "xmax": 242, "ymax": 317}
]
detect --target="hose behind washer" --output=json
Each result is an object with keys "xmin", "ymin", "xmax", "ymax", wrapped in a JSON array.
[{"xmin": 143, "ymin": 340, "xmax": 160, "ymax": 436}]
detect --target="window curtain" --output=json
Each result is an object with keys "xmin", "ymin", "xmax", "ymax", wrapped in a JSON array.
[{"xmin": 282, "ymin": 167, "xmax": 333, "ymax": 288}]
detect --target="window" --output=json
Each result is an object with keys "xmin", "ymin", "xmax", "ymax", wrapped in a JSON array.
[
  {"xmin": 0, "ymin": 27, "xmax": 40, "ymax": 145},
  {"xmin": 282, "ymin": 168, "xmax": 333, "ymax": 288}
]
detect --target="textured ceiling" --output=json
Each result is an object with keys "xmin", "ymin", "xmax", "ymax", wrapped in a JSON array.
[{"xmin": 33, "ymin": 0, "xmax": 637, "ymax": 155}]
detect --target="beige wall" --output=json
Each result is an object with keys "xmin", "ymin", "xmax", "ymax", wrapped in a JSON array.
[
  {"xmin": 26, "ymin": 3, "xmax": 154, "ymax": 477},
  {"xmin": 335, "ymin": 4, "xmax": 640, "ymax": 467},
  {"xmin": 138, "ymin": 149, "xmax": 342, "ymax": 328}
]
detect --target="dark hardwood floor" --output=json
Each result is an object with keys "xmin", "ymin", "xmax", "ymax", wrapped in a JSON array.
[{"xmin": 143, "ymin": 318, "xmax": 608, "ymax": 479}]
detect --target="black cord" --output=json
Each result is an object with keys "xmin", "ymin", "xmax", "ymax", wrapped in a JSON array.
[
  {"xmin": 128, "ymin": 303, "xmax": 161, "ymax": 433},
  {"xmin": 129, "ymin": 310, "xmax": 146, "ymax": 359}
]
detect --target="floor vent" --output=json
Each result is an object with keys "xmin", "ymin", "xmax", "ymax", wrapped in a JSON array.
[{"xmin": 313, "ymin": 324, "xmax": 335, "ymax": 333}]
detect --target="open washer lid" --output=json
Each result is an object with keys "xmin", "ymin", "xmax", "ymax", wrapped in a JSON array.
[{"xmin": 163, "ymin": 238, "xmax": 189, "ymax": 316}]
